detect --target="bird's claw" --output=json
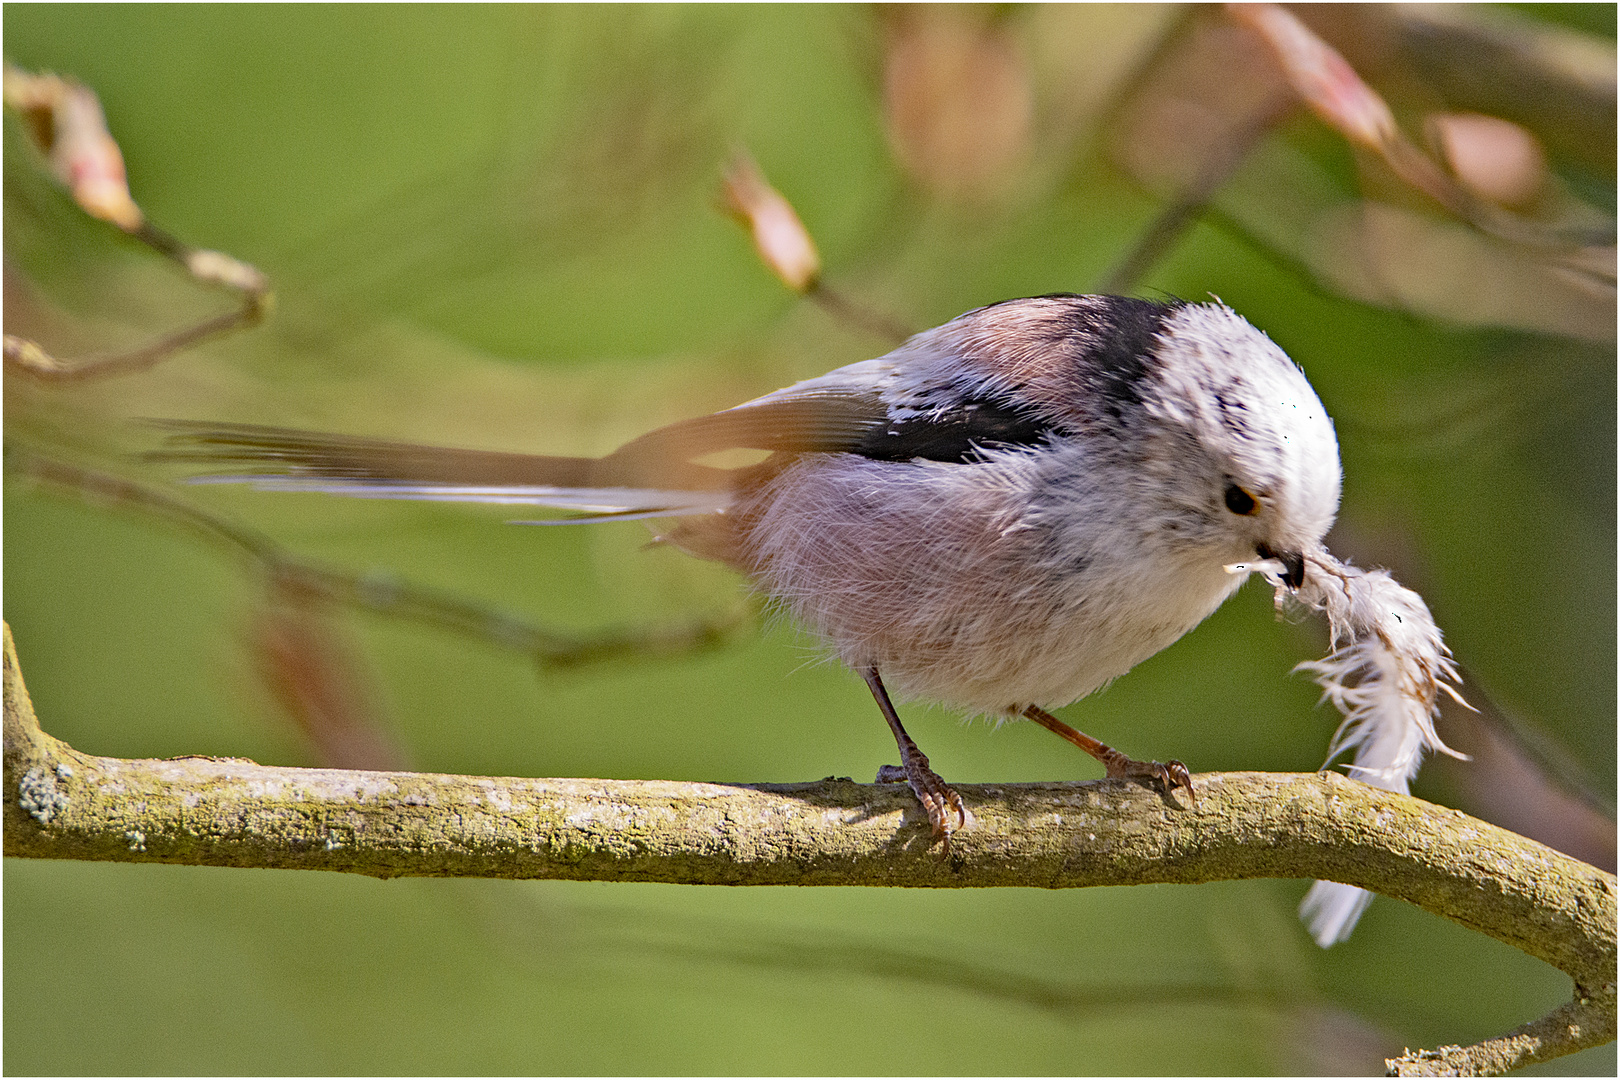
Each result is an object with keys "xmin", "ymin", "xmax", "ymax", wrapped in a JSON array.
[
  {"xmin": 1104, "ymin": 752, "xmax": 1198, "ymax": 807},
  {"xmin": 877, "ymin": 760, "xmax": 968, "ymax": 849}
]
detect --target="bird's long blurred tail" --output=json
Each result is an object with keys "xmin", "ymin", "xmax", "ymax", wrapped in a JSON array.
[
  {"xmin": 151, "ymin": 389, "xmax": 892, "ymax": 522},
  {"xmin": 150, "ymin": 420, "xmax": 742, "ymax": 520}
]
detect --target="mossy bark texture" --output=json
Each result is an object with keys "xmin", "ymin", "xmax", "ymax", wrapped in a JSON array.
[{"xmin": 5, "ymin": 624, "xmax": 1613, "ymax": 1074}]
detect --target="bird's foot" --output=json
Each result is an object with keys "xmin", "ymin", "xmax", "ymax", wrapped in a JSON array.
[
  {"xmin": 876, "ymin": 757, "xmax": 968, "ymax": 849},
  {"xmin": 1021, "ymin": 705, "xmax": 1197, "ymax": 807},
  {"xmin": 1100, "ymin": 751, "xmax": 1197, "ymax": 807},
  {"xmin": 863, "ymin": 666, "xmax": 969, "ymax": 850}
]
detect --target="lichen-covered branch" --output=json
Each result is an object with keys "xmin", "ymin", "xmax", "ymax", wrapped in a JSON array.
[
  {"xmin": 1387, "ymin": 996, "xmax": 1616, "ymax": 1076},
  {"xmin": 4, "ymin": 623, "xmax": 1613, "ymax": 1075}
]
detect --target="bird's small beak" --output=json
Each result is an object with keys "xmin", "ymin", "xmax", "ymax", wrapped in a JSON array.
[{"xmin": 1257, "ymin": 544, "xmax": 1306, "ymax": 589}]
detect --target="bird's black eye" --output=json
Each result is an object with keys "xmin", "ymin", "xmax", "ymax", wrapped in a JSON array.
[{"xmin": 1224, "ymin": 484, "xmax": 1258, "ymax": 516}]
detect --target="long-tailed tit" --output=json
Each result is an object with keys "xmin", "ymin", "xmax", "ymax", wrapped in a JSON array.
[{"xmin": 158, "ymin": 293, "xmax": 1464, "ymax": 945}]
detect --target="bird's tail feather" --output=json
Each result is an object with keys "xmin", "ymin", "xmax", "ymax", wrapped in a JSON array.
[
  {"xmin": 148, "ymin": 390, "xmax": 890, "ymax": 520},
  {"xmin": 149, "ymin": 420, "xmax": 735, "ymax": 518}
]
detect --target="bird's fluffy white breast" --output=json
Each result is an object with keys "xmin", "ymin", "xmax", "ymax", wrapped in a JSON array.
[{"xmin": 733, "ymin": 442, "xmax": 1247, "ymax": 713}]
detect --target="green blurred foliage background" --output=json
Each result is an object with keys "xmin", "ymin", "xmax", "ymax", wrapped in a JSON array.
[{"xmin": 4, "ymin": 5, "xmax": 1613, "ymax": 1074}]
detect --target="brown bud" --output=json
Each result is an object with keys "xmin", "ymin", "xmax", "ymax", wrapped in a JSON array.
[
  {"xmin": 186, "ymin": 249, "xmax": 270, "ymax": 293},
  {"xmin": 720, "ymin": 151, "xmax": 821, "ymax": 294},
  {"xmin": 251, "ymin": 592, "xmax": 408, "ymax": 771},
  {"xmin": 880, "ymin": 6, "xmax": 1032, "ymax": 201},
  {"xmin": 4, "ymin": 64, "xmax": 143, "ymax": 231},
  {"xmin": 1429, "ymin": 112, "xmax": 1547, "ymax": 210},
  {"xmin": 1227, "ymin": 4, "xmax": 1397, "ymax": 152}
]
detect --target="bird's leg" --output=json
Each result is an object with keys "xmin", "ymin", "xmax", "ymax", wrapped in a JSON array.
[
  {"xmin": 1022, "ymin": 705, "xmax": 1196, "ymax": 806},
  {"xmin": 862, "ymin": 667, "xmax": 967, "ymax": 845}
]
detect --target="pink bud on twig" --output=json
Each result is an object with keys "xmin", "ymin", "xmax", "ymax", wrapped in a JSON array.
[
  {"xmin": 720, "ymin": 151, "xmax": 821, "ymax": 294},
  {"xmin": 4, "ymin": 64, "xmax": 144, "ymax": 231}
]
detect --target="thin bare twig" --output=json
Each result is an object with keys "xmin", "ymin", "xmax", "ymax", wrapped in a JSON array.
[
  {"xmin": 805, "ymin": 280, "xmax": 914, "ymax": 344},
  {"xmin": 1098, "ymin": 88, "xmax": 1294, "ymax": 294}
]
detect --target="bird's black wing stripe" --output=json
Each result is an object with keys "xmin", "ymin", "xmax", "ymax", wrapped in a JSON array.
[{"xmin": 851, "ymin": 398, "xmax": 1061, "ymax": 464}]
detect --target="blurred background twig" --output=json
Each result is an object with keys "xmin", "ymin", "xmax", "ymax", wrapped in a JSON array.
[{"xmin": 3, "ymin": 63, "xmax": 273, "ymax": 381}]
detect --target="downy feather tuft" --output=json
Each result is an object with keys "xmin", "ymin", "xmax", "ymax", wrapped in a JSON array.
[{"xmin": 1278, "ymin": 548, "xmax": 1468, "ymax": 946}]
